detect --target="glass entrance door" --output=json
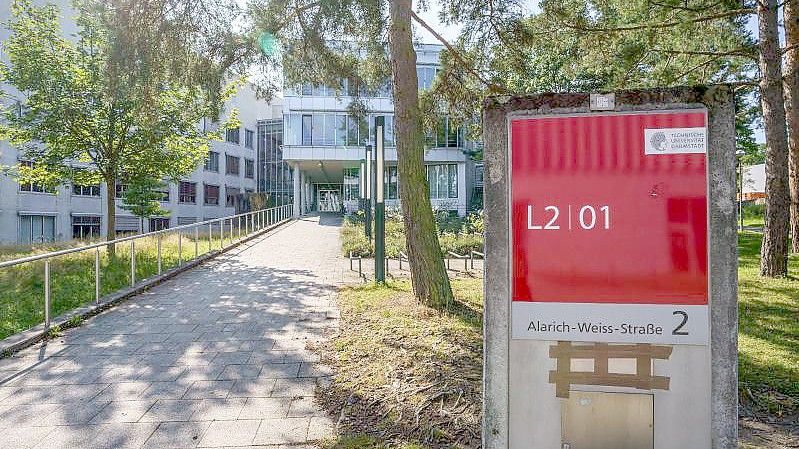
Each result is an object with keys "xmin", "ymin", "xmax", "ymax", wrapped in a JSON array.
[{"xmin": 318, "ymin": 189, "xmax": 342, "ymax": 212}]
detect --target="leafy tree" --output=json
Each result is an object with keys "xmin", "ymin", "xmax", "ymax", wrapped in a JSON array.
[
  {"xmin": 427, "ymin": 0, "xmax": 797, "ymax": 276},
  {"xmin": 251, "ymin": 0, "xmax": 454, "ymax": 307},
  {"xmin": 119, "ymin": 177, "xmax": 169, "ymax": 231},
  {"xmin": 0, "ymin": 0, "xmax": 257, "ymax": 253}
]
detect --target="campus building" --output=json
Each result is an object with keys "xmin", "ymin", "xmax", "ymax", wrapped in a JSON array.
[
  {"xmin": 0, "ymin": 2, "xmax": 479, "ymax": 245},
  {"xmin": 0, "ymin": 0, "xmax": 279, "ymax": 244},
  {"xmin": 280, "ymin": 44, "xmax": 480, "ymax": 217}
]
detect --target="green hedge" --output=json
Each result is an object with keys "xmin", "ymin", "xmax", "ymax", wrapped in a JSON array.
[{"xmin": 341, "ymin": 212, "xmax": 483, "ymax": 258}]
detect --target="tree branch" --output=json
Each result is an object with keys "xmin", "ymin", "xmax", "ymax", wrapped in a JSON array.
[
  {"xmin": 652, "ymin": 47, "xmax": 758, "ymax": 60},
  {"xmin": 562, "ymin": 7, "xmax": 755, "ymax": 33},
  {"xmin": 409, "ymin": 10, "xmax": 507, "ymax": 93}
]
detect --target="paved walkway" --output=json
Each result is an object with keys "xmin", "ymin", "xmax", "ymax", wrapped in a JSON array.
[{"xmin": 0, "ymin": 214, "xmax": 349, "ymax": 449}]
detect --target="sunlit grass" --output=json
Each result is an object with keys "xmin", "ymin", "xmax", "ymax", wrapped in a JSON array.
[
  {"xmin": 0, "ymin": 230, "xmax": 229, "ymax": 340},
  {"xmin": 737, "ymin": 231, "xmax": 799, "ymax": 400}
]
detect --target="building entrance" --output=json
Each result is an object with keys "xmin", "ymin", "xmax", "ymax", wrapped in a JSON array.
[{"xmin": 317, "ymin": 188, "xmax": 342, "ymax": 213}]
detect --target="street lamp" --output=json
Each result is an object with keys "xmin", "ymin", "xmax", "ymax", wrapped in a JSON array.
[
  {"xmin": 736, "ymin": 149, "xmax": 745, "ymax": 231},
  {"xmin": 374, "ymin": 116, "xmax": 386, "ymax": 283},
  {"xmin": 364, "ymin": 145, "xmax": 372, "ymax": 241}
]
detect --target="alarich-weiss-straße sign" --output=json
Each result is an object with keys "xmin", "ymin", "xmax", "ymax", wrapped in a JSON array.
[{"xmin": 510, "ymin": 110, "xmax": 709, "ymax": 345}]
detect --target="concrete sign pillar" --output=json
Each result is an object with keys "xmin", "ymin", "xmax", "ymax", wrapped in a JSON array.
[{"xmin": 482, "ymin": 87, "xmax": 738, "ymax": 449}]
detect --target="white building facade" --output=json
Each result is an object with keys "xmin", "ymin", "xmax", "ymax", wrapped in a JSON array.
[
  {"xmin": 0, "ymin": 0, "xmax": 279, "ymax": 245},
  {"xmin": 281, "ymin": 44, "xmax": 478, "ymax": 217}
]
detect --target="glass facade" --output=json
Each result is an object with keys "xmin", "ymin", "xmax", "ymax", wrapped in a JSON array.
[
  {"xmin": 289, "ymin": 78, "xmax": 392, "ymax": 98},
  {"xmin": 284, "ymin": 113, "xmax": 395, "ymax": 147},
  {"xmin": 19, "ymin": 214, "xmax": 55, "ymax": 243},
  {"xmin": 384, "ymin": 166, "xmax": 398, "ymax": 200},
  {"xmin": 343, "ymin": 168, "xmax": 360, "ymax": 201},
  {"xmin": 257, "ymin": 119, "xmax": 293, "ymax": 205},
  {"xmin": 417, "ymin": 65, "xmax": 437, "ymax": 91},
  {"xmin": 426, "ymin": 164, "xmax": 458, "ymax": 199}
]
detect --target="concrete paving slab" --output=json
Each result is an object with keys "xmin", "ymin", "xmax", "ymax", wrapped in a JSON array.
[{"xmin": 0, "ymin": 216, "xmax": 346, "ymax": 448}]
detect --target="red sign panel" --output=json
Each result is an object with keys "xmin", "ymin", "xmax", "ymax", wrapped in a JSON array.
[{"xmin": 511, "ymin": 111, "xmax": 708, "ymax": 306}]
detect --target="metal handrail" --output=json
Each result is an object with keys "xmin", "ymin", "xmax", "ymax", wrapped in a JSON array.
[
  {"xmin": 0, "ymin": 204, "xmax": 295, "ymax": 330},
  {"xmin": 0, "ymin": 206, "xmax": 290, "ymax": 268},
  {"xmin": 398, "ymin": 251, "xmax": 409, "ymax": 270},
  {"xmin": 470, "ymin": 250, "xmax": 484, "ymax": 270},
  {"xmin": 446, "ymin": 250, "xmax": 469, "ymax": 271}
]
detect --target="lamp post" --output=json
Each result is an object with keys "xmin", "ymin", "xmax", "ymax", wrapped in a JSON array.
[
  {"xmin": 736, "ymin": 149, "xmax": 747, "ymax": 231},
  {"xmin": 374, "ymin": 116, "xmax": 386, "ymax": 283},
  {"xmin": 364, "ymin": 145, "xmax": 372, "ymax": 241}
]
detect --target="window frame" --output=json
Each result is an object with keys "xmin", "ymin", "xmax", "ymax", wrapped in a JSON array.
[
  {"xmin": 225, "ymin": 154, "xmax": 241, "ymax": 176},
  {"xmin": 225, "ymin": 127, "xmax": 241, "ymax": 145},
  {"xmin": 245, "ymin": 129, "xmax": 255, "ymax": 149},
  {"xmin": 204, "ymin": 183, "xmax": 220, "ymax": 206},
  {"xmin": 72, "ymin": 215, "xmax": 101, "ymax": 240},
  {"xmin": 204, "ymin": 151, "xmax": 220, "ymax": 172},
  {"xmin": 244, "ymin": 159, "xmax": 255, "ymax": 179},
  {"xmin": 179, "ymin": 181, "xmax": 197, "ymax": 204}
]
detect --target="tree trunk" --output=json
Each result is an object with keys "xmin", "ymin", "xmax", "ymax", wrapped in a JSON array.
[
  {"xmin": 388, "ymin": 0, "xmax": 453, "ymax": 308},
  {"xmin": 759, "ymin": 0, "xmax": 791, "ymax": 276},
  {"xmin": 106, "ymin": 176, "xmax": 117, "ymax": 257},
  {"xmin": 785, "ymin": 0, "xmax": 799, "ymax": 253}
]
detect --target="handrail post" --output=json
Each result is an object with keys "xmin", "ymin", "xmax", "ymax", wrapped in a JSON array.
[
  {"xmin": 157, "ymin": 234, "xmax": 162, "ymax": 275},
  {"xmin": 95, "ymin": 248, "xmax": 100, "ymax": 303},
  {"xmin": 209, "ymin": 222, "xmax": 213, "ymax": 253},
  {"xmin": 130, "ymin": 240, "xmax": 136, "ymax": 287},
  {"xmin": 44, "ymin": 259, "xmax": 51, "ymax": 329},
  {"xmin": 194, "ymin": 227, "xmax": 199, "ymax": 259},
  {"xmin": 220, "ymin": 220, "xmax": 224, "ymax": 249},
  {"xmin": 178, "ymin": 232, "xmax": 183, "ymax": 266},
  {"xmin": 238, "ymin": 216, "xmax": 242, "ymax": 240}
]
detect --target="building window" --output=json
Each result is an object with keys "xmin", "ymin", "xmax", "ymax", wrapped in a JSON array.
[
  {"xmin": 301, "ymin": 114, "xmax": 312, "ymax": 145},
  {"xmin": 427, "ymin": 117, "xmax": 463, "ymax": 148},
  {"xmin": 417, "ymin": 66, "xmax": 437, "ymax": 91},
  {"xmin": 343, "ymin": 168, "xmax": 360, "ymax": 201},
  {"xmin": 72, "ymin": 183, "xmax": 100, "ymax": 197},
  {"xmin": 19, "ymin": 214, "xmax": 56, "ymax": 243},
  {"xmin": 384, "ymin": 166, "xmax": 399, "ymax": 200},
  {"xmin": 244, "ymin": 159, "xmax": 254, "ymax": 179},
  {"xmin": 115, "ymin": 182, "xmax": 129, "ymax": 198},
  {"xmin": 179, "ymin": 181, "xmax": 197, "ymax": 204},
  {"xmin": 245, "ymin": 129, "xmax": 254, "ymax": 149},
  {"xmin": 18, "ymin": 161, "xmax": 55, "ymax": 193},
  {"xmin": 225, "ymin": 127, "xmax": 240, "ymax": 144},
  {"xmin": 72, "ymin": 215, "xmax": 100, "ymax": 240},
  {"xmin": 226, "ymin": 186, "xmax": 240, "ymax": 207},
  {"xmin": 149, "ymin": 217, "xmax": 169, "ymax": 231},
  {"xmin": 426, "ymin": 164, "xmax": 458, "ymax": 199},
  {"xmin": 204, "ymin": 183, "xmax": 220, "ymax": 205},
  {"xmin": 226, "ymin": 154, "xmax": 240, "ymax": 176},
  {"xmin": 177, "ymin": 216, "xmax": 197, "ymax": 226},
  {"xmin": 204, "ymin": 151, "xmax": 220, "ymax": 172}
]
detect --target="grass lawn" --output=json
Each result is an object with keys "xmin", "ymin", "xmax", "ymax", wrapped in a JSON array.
[
  {"xmin": 0, "ymin": 231, "xmax": 227, "ymax": 340},
  {"xmin": 318, "ymin": 278, "xmax": 483, "ymax": 449},
  {"xmin": 738, "ymin": 232, "xmax": 799, "ymax": 410},
  {"xmin": 322, "ymin": 233, "xmax": 799, "ymax": 447}
]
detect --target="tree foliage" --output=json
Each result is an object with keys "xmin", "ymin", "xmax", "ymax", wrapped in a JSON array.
[{"xmin": 0, "ymin": 0, "xmax": 254, "ymax": 244}]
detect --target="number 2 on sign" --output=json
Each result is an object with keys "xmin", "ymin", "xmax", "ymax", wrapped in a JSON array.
[{"xmin": 527, "ymin": 205, "xmax": 610, "ymax": 230}]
